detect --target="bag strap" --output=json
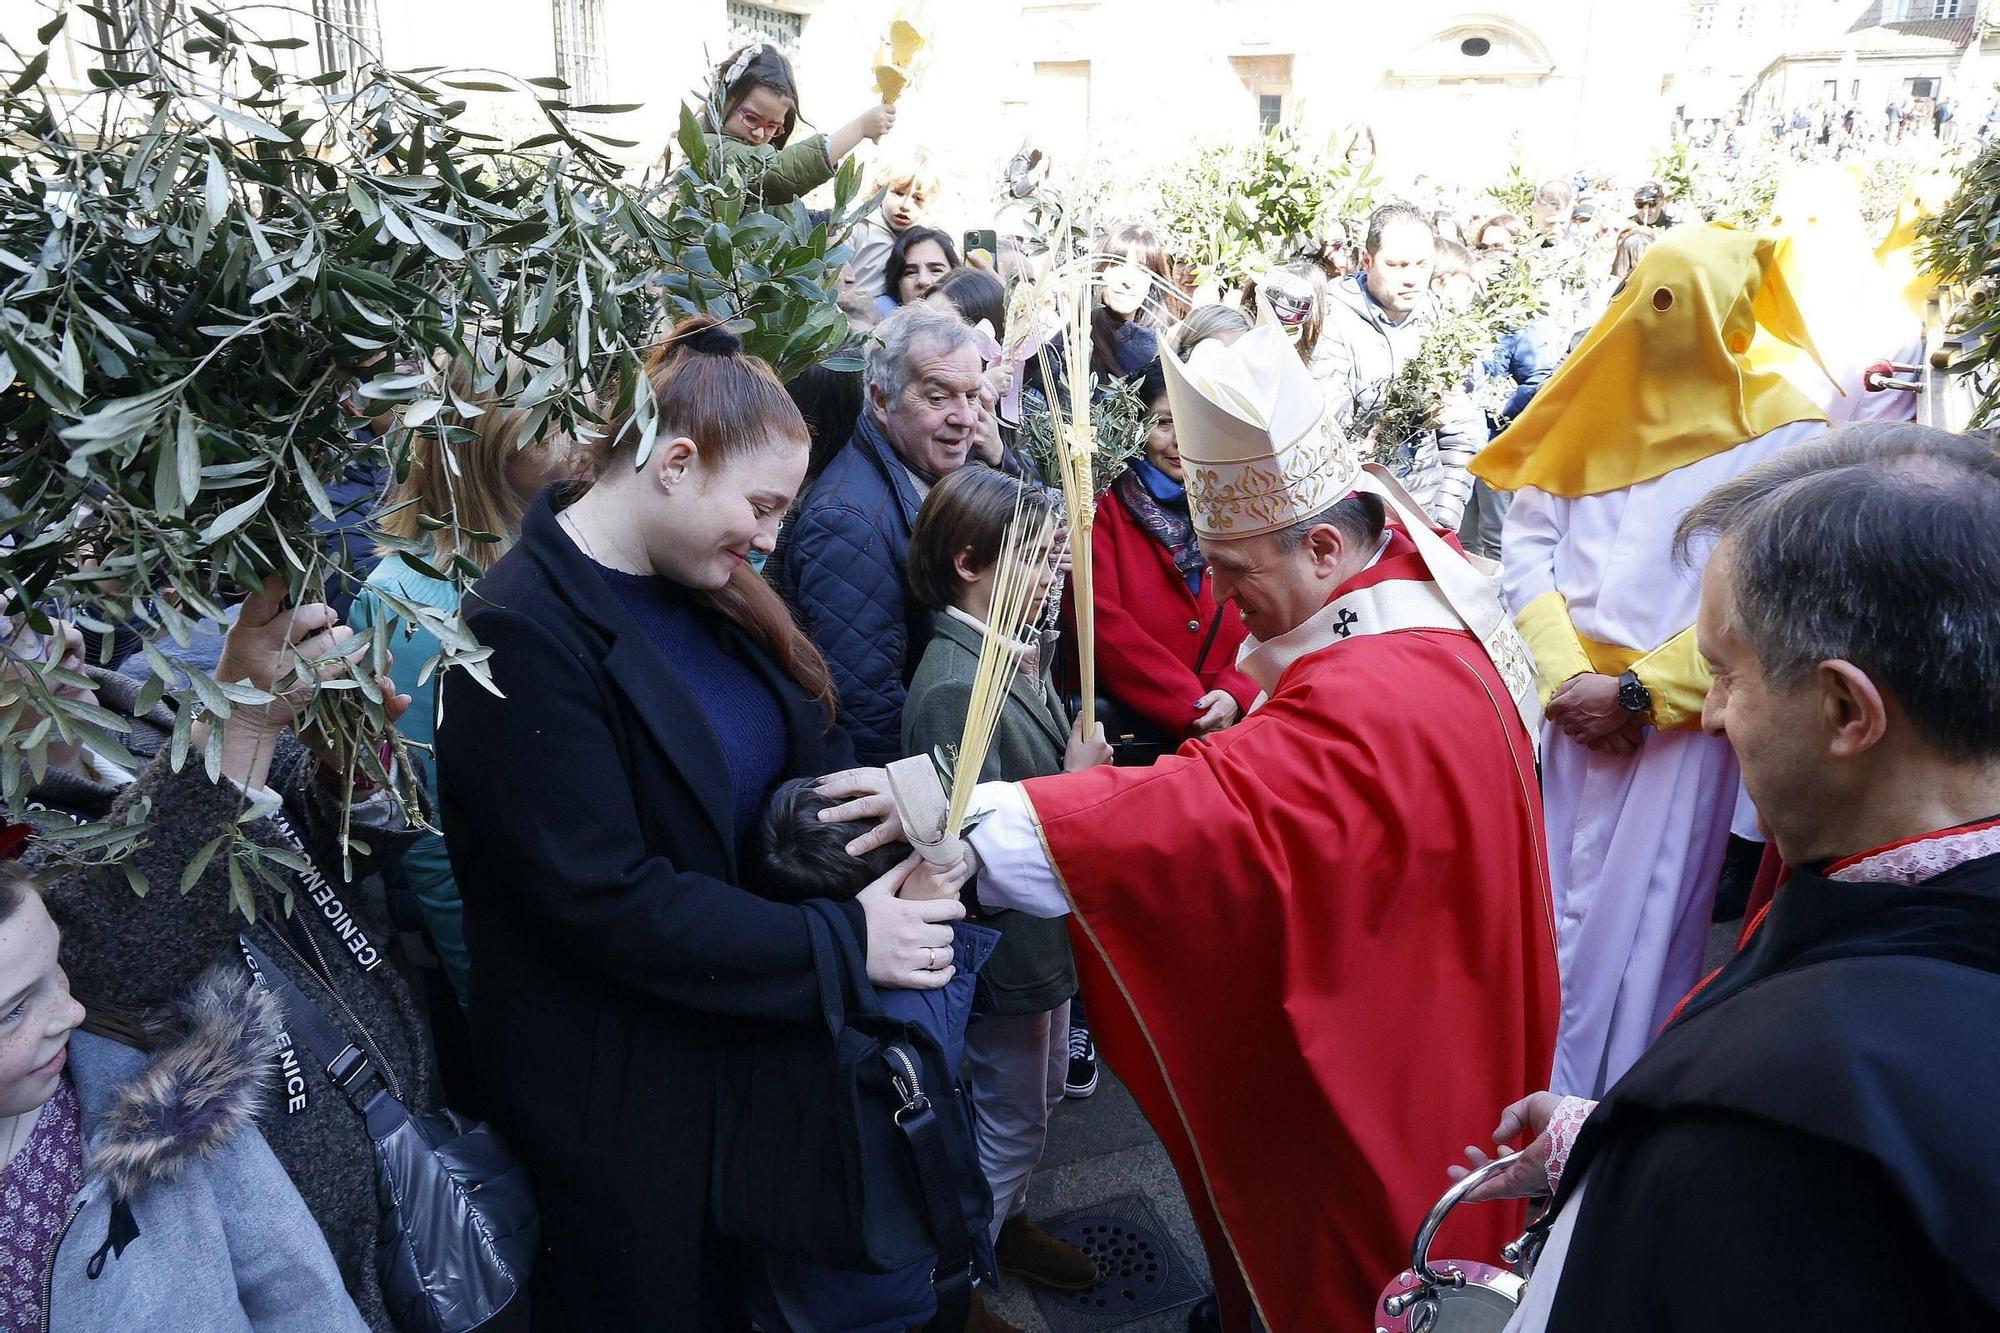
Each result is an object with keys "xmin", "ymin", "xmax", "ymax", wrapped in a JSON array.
[
  {"xmin": 239, "ymin": 933, "xmax": 392, "ymax": 1115},
  {"xmin": 882, "ymin": 1043, "xmax": 975, "ymax": 1331},
  {"xmin": 1191, "ymin": 604, "xmax": 1227, "ymax": 677}
]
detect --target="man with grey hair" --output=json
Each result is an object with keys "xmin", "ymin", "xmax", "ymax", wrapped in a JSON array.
[
  {"xmin": 783, "ymin": 302, "xmax": 984, "ymax": 763},
  {"xmin": 843, "ymin": 324, "xmax": 1558, "ymax": 1328},
  {"xmin": 1452, "ymin": 422, "xmax": 2000, "ymax": 1331}
]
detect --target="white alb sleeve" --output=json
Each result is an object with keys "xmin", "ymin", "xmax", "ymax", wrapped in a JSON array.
[{"xmin": 964, "ymin": 781, "xmax": 1071, "ymax": 919}]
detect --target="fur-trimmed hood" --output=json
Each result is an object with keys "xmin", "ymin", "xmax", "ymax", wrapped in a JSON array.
[{"xmin": 78, "ymin": 965, "xmax": 280, "ymax": 1200}]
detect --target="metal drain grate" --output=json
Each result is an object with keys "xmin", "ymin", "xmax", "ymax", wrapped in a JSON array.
[{"xmin": 1026, "ymin": 1194, "xmax": 1207, "ymax": 1329}]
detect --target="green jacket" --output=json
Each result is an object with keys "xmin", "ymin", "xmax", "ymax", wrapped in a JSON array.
[
  {"xmin": 902, "ymin": 611, "xmax": 1078, "ymax": 1016},
  {"xmin": 715, "ymin": 132, "xmax": 836, "ymax": 207}
]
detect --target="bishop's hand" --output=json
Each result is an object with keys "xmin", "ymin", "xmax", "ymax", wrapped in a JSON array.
[
  {"xmin": 902, "ymin": 852, "xmax": 972, "ymax": 902},
  {"xmin": 815, "ymin": 767, "xmax": 906, "ymax": 857}
]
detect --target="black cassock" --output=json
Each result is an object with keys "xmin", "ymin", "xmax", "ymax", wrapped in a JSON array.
[{"xmin": 1536, "ymin": 846, "xmax": 2000, "ymax": 1332}]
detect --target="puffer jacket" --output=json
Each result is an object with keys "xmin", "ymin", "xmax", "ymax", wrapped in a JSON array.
[
  {"xmin": 779, "ymin": 411, "xmax": 934, "ymax": 765},
  {"xmin": 21, "ymin": 669, "xmax": 433, "ymax": 1332},
  {"xmin": 1314, "ymin": 274, "xmax": 1489, "ymax": 529},
  {"xmin": 712, "ymin": 133, "xmax": 836, "ymax": 208},
  {"xmin": 45, "ymin": 976, "xmax": 366, "ymax": 1332}
]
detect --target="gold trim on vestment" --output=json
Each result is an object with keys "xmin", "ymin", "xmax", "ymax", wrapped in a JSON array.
[{"xmin": 1023, "ymin": 794, "xmax": 1276, "ymax": 1330}]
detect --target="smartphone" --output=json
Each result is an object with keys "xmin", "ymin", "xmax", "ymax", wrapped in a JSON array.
[{"xmin": 963, "ymin": 229, "xmax": 998, "ymax": 262}]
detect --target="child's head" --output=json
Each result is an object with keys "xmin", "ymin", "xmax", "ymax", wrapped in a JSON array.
[
  {"xmin": 750, "ymin": 778, "xmax": 907, "ymax": 903},
  {"xmin": 1430, "ymin": 237, "xmax": 1478, "ymax": 312},
  {"xmin": 907, "ymin": 467, "xmax": 1062, "ymax": 616},
  {"xmin": 925, "ymin": 267, "xmax": 1007, "ymax": 343},
  {"xmin": 712, "ymin": 43, "xmax": 801, "ymax": 147},
  {"xmin": 878, "ymin": 153, "xmax": 941, "ymax": 232}
]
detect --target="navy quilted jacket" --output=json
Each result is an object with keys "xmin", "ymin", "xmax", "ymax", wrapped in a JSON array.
[{"xmin": 781, "ymin": 413, "xmax": 934, "ymax": 765}]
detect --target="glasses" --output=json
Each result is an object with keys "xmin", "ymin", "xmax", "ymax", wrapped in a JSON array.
[{"xmin": 733, "ymin": 107, "xmax": 785, "ymax": 140}]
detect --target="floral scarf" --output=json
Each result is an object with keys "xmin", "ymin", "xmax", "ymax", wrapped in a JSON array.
[{"xmin": 1115, "ymin": 461, "xmax": 1205, "ymax": 595}]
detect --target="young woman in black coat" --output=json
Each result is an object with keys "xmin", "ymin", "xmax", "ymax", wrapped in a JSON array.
[{"xmin": 434, "ymin": 316, "xmax": 967, "ymax": 1330}]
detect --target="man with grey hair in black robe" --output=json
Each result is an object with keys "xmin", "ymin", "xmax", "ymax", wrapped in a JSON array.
[{"xmin": 1448, "ymin": 421, "xmax": 2000, "ymax": 1332}]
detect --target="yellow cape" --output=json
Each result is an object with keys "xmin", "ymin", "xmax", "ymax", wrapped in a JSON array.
[{"xmin": 1472, "ymin": 223, "xmax": 1827, "ymax": 498}]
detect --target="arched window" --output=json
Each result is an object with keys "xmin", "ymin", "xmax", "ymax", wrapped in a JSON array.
[{"xmin": 1387, "ymin": 14, "xmax": 1556, "ymax": 84}]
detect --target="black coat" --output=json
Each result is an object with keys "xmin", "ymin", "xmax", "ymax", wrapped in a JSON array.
[
  {"xmin": 436, "ymin": 487, "xmax": 865, "ymax": 1330},
  {"xmin": 1541, "ymin": 852, "xmax": 2000, "ymax": 1330}
]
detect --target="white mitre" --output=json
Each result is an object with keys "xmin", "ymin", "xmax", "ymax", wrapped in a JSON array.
[
  {"xmin": 1161, "ymin": 323, "xmax": 1543, "ymax": 743},
  {"xmin": 1159, "ymin": 323, "xmax": 1363, "ymax": 540}
]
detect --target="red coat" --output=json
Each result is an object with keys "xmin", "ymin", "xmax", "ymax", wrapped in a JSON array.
[{"xmin": 1085, "ymin": 485, "xmax": 1259, "ymax": 740}]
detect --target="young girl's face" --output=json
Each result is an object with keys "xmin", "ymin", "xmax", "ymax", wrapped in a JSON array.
[
  {"xmin": 883, "ymin": 184, "xmax": 930, "ymax": 231},
  {"xmin": 1099, "ymin": 260, "xmax": 1152, "ymax": 319},
  {"xmin": 728, "ymin": 84, "xmax": 793, "ymax": 146},
  {"xmin": 895, "ymin": 240, "xmax": 952, "ymax": 305}
]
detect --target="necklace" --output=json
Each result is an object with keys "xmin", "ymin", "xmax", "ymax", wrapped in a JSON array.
[{"xmin": 559, "ymin": 509, "xmax": 601, "ymax": 565}]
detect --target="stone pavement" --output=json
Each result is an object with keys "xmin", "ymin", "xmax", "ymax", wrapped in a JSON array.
[
  {"xmin": 980, "ymin": 918, "xmax": 1746, "ymax": 1331},
  {"xmin": 983, "ymin": 1066, "xmax": 1210, "ymax": 1333}
]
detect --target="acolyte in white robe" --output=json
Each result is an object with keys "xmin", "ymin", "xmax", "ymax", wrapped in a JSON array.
[{"xmin": 1502, "ymin": 419, "xmax": 1826, "ymax": 1097}]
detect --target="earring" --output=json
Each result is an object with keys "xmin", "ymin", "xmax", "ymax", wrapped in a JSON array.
[{"xmin": 660, "ymin": 473, "xmax": 675, "ymax": 494}]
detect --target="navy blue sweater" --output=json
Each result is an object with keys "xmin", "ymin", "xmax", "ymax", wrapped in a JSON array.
[{"xmin": 593, "ymin": 566, "xmax": 787, "ymax": 841}]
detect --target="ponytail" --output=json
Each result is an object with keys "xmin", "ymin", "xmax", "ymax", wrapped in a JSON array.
[{"xmin": 596, "ymin": 315, "xmax": 839, "ymax": 725}]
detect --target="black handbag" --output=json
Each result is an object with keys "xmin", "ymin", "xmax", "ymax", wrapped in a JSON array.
[
  {"xmin": 1082, "ymin": 604, "xmax": 1232, "ymax": 766},
  {"xmin": 710, "ymin": 900, "xmax": 989, "ymax": 1328},
  {"xmin": 240, "ymin": 928, "xmax": 538, "ymax": 1333}
]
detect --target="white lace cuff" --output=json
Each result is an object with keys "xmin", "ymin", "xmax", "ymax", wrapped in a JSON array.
[{"xmin": 1543, "ymin": 1095, "xmax": 1597, "ymax": 1194}]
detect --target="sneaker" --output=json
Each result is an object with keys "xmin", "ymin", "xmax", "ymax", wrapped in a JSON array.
[
  {"xmin": 1064, "ymin": 1022, "xmax": 1098, "ymax": 1099},
  {"xmin": 996, "ymin": 1215, "xmax": 1099, "ymax": 1291}
]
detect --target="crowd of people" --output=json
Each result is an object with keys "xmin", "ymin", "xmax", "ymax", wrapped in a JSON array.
[{"xmin": 3, "ymin": 34, "xmax": 1998, "ymax": 1333}]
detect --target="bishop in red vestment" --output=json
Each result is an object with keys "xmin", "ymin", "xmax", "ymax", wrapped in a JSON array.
[{"xmin": 952, "ymin": 327, "xmax": 1561, "ymax": 1330}]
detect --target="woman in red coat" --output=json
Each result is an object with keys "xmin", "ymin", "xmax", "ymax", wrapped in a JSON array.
[
  {"xmin": 1092, "ymin": 359, "xmax": 1259, "ymax": 751},
  {"xmin": 1060, "ymin": 354, "xmax": 1261, "ymax": 1101}
]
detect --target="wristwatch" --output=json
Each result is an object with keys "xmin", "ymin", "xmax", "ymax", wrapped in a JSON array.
[{"xmin": 1617, "ymin": 669, "xmax": 1653, "ymax": 716}]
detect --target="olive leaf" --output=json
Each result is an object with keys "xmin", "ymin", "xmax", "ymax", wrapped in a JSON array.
[
  {"xmin": 1922, "ymin": 134, "xmax": 2000, "ymax": 431},
  {"xmin": 1, "ymin": 6, "xmax": 862, "ymax": 895}
]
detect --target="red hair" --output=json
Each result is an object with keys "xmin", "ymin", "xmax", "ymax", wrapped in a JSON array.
[{"xmin": 593, "ymin": 316, "xmax": 836, "ymax": 723}]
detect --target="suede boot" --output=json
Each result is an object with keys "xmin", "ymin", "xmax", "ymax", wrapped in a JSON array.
[{"xmin": 995, "ymin": 1215, "xmax": 1099, "ymax": 1291}]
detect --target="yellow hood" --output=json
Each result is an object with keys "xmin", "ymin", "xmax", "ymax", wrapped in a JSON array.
[
  {"xmin": 1875, "ymin": 171, "xmax": 1953, "ymax": 321},
  {"xmin": 1473, "ymin": 223, "xmax": 1827, "ymax": 498},
  {"xmin": 1745, "ymin": 166, "xmax": 1911, "ymax": 393}
]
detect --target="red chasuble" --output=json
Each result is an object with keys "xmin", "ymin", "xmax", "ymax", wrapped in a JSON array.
[{"xmin": 1020, "ymin": 539, "xmax": 1560, "ymax": 1331}]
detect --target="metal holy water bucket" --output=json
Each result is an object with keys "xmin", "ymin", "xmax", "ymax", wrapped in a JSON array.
[{"xmin": 1373, "ymin": 1153, "xmax": 1548, "ymax": 1333}]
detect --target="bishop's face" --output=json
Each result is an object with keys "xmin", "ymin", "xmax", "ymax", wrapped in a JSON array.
[{"xmin": 1203, "ymin": 525, "xmax": 1365, "ymax": 642}]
